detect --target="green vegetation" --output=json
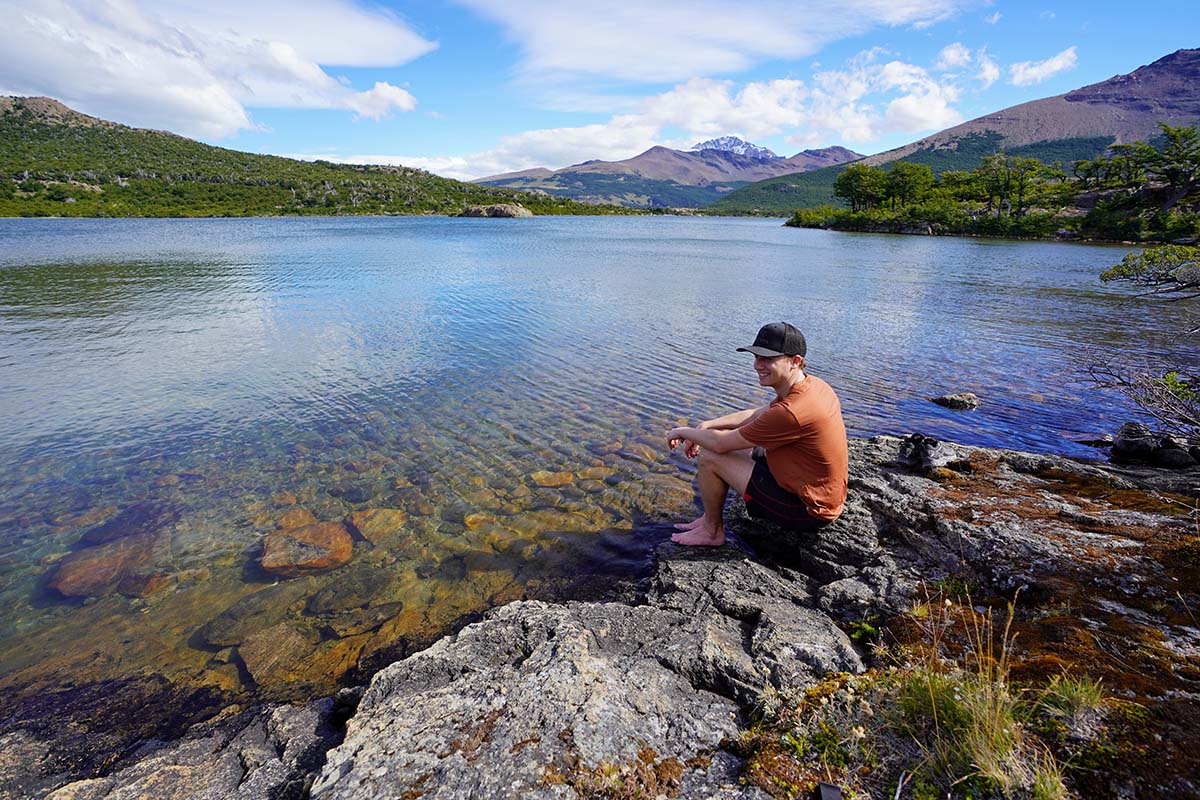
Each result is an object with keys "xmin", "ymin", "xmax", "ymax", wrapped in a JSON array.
[
  {"xmin": 708, "ymin": 132, "xmax": 1118, "ymax": 216},
  {"xmin": 704, "ymin": 163, "xmax": 843, "ymax": 215},
  {"xmin": 0, "ymin": 99, "xmax": 642, "ymax": 218},
  {"xmin": 783, "ymin": 124, "xmax": 1200, "ymax": 243},
  {"xmin": 735, "ymin": 596, "xmax": 1124, "ymax": 799}
]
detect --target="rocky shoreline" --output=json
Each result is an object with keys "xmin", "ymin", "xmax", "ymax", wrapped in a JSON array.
[{"xmin": 5, "ymin": 434, "xmax": 1199, "ymax": 799}]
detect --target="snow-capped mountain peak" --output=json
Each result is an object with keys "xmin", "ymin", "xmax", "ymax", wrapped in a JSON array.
[{"xmin": 689, "ymin": 136, "xmax": 779, "ymax": 161}]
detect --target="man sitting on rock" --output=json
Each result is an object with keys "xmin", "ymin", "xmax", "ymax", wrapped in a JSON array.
[{"xmin": 666, "ymin": 322, "xmax": 848, "ymax": 546}]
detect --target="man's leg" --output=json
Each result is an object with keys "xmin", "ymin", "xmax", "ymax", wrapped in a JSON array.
[{"xmin": 672, "ymin": 448, "xmax": 754, "ymax": 546}]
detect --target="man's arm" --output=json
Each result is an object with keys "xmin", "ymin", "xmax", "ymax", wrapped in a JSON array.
[
  {"xmin": 668, "ymin": 425, "xmax": 754, "ymax": 455},
  {"xmin": 697, "ymin": 405, "xmax": 768, "ymax": 431}
]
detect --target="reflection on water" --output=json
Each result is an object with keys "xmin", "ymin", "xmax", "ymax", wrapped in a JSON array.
[{"xmin": 0, "ymin": 217, "xmax": 1189, "ymax": 701}]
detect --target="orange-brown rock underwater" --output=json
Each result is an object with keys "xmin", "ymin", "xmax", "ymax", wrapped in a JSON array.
[{"xmin": 2, "ymin": 434, "xmax": 1196, "ymax": 799}]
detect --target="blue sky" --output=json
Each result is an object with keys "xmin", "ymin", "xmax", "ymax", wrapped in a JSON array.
[{"xmin": 1, "ymin": 1, "xmax": 1196, "ymax": 179}]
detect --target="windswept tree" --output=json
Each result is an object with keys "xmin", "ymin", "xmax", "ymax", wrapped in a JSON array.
[
  {"xmin": 1091, "ymin": 245, "xmax": 1199, "ymax": 434},
  {"xmin": 1146, "ymin": 123, "xmax": 1200, "ymax": 195}
]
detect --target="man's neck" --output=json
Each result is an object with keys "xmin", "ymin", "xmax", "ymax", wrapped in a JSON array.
[{"xmin": 773, "ymin": 370, "xmax": 806, "ymax": 400}]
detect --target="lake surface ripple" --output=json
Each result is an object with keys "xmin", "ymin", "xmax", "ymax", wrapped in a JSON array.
[{"xmin": 0, "ymin": 216, "xmax": 1187, "ymax": 700}]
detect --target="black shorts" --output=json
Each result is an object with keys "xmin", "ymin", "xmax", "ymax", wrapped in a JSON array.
[{"xmin": 743, "ymin": 448, "xmax": 830, "ymax": 531}]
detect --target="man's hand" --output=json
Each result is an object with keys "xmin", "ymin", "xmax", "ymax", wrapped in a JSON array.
[{"xmin": 667, "ymin": 427, "xmax": 701, "ymax": 459}]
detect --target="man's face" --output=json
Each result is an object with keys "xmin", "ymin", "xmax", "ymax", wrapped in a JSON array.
[{"xmin": 753, "ymin": 354, "xmax": 801, "ymax": 386}]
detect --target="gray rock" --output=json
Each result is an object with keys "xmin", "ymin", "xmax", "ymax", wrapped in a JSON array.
[
  {"xmin": 1152, "ymin": 448, "xmax": 1198, "ymax": 469},
  {"xmin": 1112, "ymin": 422, "xmax": 1157, "ymax": 462},
  {"xmin": 930, "ymin": 392, "xmax": 980, "ymax": 410},
  {"xmin": 459, "ymin": 203, "xmax": 534, "ymax": 218},
  {"xmin": 312, "ymin": 601, "xmax": 751, "ymax": 799},
  {"xmin": 41, "ymin": 699, "xmax": 343, "ymax": 800}
]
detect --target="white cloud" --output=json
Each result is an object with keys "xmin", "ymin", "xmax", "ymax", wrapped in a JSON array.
[
  {"xmin": 455, "ymin": 0, "xmax": 975, "ymax": 92},
  {"xmin": 976, "ymin": 52, "xmax": 1000, "ymax": 88},
  {"xmin": 984, "ymin": 11, "xmax": 1002, "ymax": 24},
  {"xmin": 0, "ymin": 0, "xmax": 436, "ymax": 138},
  {"xmin": 344, "ymin": 82, "xmax": 418, "ymax": 120},
  {"xmin": 307, "ymin": 48, "xmax": 967, "ymax": 180},
  {"xmin": 935, "ymin": 42, "xmax": 972, "ymax": 70},
  {"xmin": 1009, "ymin": 46, "xmax": 1078, "ymax": 87}
]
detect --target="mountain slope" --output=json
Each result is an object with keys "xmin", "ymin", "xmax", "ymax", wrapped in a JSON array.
[
  {"xmin": 865, "ymin": 48, "xmax": 1200, "ymax": 167},
  {"xmin": 709, "ymin": 48, "xmax": 1200, "ymax": 215},
  {"xmin": 476, "ymin": 143, "xmax": 861, "ymax": 208},
  {"xmin": 0, "ymin": 97, "xmax": 636, "ymax": 217}
]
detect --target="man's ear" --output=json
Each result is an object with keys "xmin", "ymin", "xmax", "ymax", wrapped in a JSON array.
[{"xmin": 793, "ymin": 355, "xmax": 806, "ymax": 370}]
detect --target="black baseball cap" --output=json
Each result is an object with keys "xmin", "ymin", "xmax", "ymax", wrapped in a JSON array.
[{"xmin": 737, "ymin": 322, "xmax": 807, "ymax": 358}]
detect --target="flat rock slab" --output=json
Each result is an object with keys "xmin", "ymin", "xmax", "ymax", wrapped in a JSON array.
[
  {"xmin": 313, "ymin": 601, "xmax": 767, "ymax": 800},
  {"xmin": 261, "ymin": 523, "xmax": 353, "ymax": 577}
]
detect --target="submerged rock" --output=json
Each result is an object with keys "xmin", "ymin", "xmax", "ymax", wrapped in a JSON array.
[
  {"xmin": 322, "ymin": 602, "xmax": 406, "ymax": 638},
  {"xmin": 238, "ymin": 622, "xmax": 322, "ymax": 686},
  {"xmin": 305, "ymin": 565, "xmax": 395, "ymax": 615},
  {"xmin": 529, "ymin": 470, "xmax": 573, "ymax": 487},
  {"xmin": 47, "ymin": 532, "xmax": 169, "ymax": 598},
  {"xmin": 345, "ymin": 509, "xmax": 407, "ymax": 543},
  {"xmin": 78, "ymin": 501, "xmax": 180, "ymax": 546},
  {"xmin": 197, "ymin": 579, "xmax": 319, "ymax": 647},
  {"xmin": 279, "ymin": 507, "xmax": 318, "ymax": 529},
  {"xmin": 261, "ymin": 523, "xmax": 353, "ymax": 578}
]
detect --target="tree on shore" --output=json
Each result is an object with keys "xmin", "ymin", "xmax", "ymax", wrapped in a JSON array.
[
  {"xmin": 833, "ymin": 163, "xmax": 888, "ymax": 212},
  {"xmin": 1092, "ymin": 245, "xmax": 1199, "ymax": 435}
]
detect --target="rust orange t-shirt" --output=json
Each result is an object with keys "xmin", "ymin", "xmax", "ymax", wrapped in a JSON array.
[{"xmin": 737, "ymin": 375, "xmax": 848, "ymax": 521}]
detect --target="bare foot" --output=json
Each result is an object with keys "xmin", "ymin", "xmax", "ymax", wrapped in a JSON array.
[
  {"xmin": 672, "ymin": 517, "xmax": 704, "ymax": 531},
  {"xmin": 671, "ymin": 527, "xmax": 725, "ymax": 547}
]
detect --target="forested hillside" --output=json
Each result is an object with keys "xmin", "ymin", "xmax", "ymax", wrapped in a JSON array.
[{"xmin": 0, "ymin": 97, "xmax": 636, "ymax": 217}]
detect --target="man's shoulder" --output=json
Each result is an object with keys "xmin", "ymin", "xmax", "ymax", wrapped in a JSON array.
[
  {"xmin": 786, "ymin": 374, "xmax": 839, "ymax": 402},
  {"xmin": 782, "ymin": 375, "xmax": 842, "ymax": 418}
]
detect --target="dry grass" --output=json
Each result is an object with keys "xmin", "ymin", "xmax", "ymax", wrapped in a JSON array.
[{"xmin": 733, "ymin": 592, "xmax": 1114, "ymax": 799}]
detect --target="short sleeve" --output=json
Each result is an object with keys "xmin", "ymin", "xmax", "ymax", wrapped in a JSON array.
[{"xmin": 738, "ymin": 403, "xmax": 802, "ymax": 448}]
